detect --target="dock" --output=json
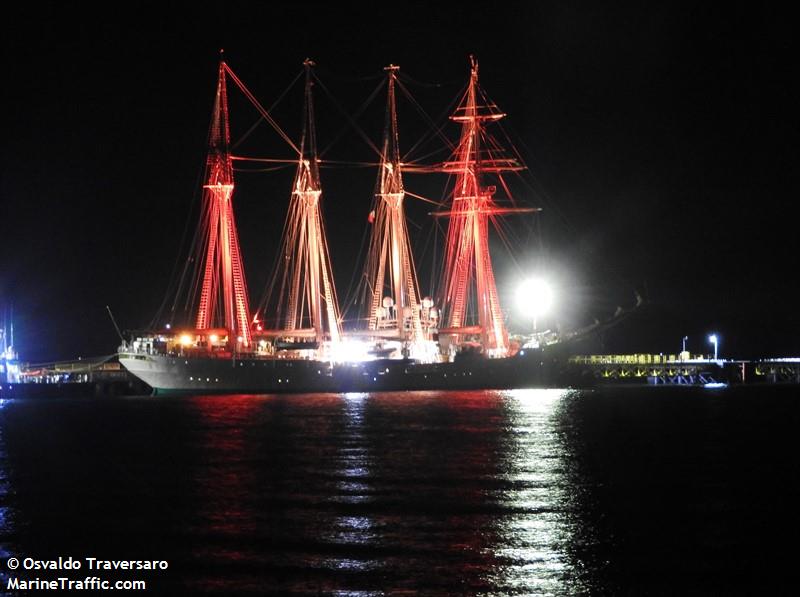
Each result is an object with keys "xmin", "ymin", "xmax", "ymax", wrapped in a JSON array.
[
  {"xmin": 567, "ymin": 354, "xmax": 800, "ymax": 386},
  {"xmin": 1, "ymin": 355, "xmax": 149, "ymax": 398}
]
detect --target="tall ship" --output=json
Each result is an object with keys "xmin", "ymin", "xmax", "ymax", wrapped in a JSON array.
[{"xmin": 119, "ymin": 56, "xmax": 574, "ymax": 394}]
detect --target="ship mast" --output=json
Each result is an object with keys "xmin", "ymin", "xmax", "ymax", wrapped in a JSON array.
[
  {"xmin": 364, "ymin": 65, "xmax": 424, "ymax": 342},
  {"xmin": 275, "ymin": 59, "xmax": 341, "ymax": 344},
  {"xmin": 434, "ymin": 57, "xmax": 534, "ymax": 356},
  {"xmin": 194, "ymin": 58, "xmax": 252, "ymax": 347}
]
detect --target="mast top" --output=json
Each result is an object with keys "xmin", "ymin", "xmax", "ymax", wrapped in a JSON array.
[
  {"xmin": 384, "ymin": 64, "xmax": 400, "ymax": 72},
  {"xmin": 303, "ymin": 58, "xmax": 316, "ymax": 68},
  {"xmin": 469, "ymin": 54, "xmax": 478, "ymax": 77}
]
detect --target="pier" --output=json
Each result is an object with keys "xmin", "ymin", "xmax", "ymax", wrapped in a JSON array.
[
  {"xmin": 567, "ymin": 354, "xmax": 800, "ymax": 386},
  {"xmin": 1, "ymin": 355, "xmax": 148, "ymax": 398}
]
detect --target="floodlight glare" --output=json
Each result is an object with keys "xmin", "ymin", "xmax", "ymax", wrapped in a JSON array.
[{"xmin": 517, "ymin": 278, "xmax": 554, "ymax": 320}]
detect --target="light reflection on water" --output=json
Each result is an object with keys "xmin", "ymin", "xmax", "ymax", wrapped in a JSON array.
[
  {"xmin": 0, "ymin": 401, "xmax": 14, "ymax": 561},
  {"xmin": 2, "ymin": 387, "xmax": 796, "ymax": 593},
  {"xmin": 327, "ymin": 392, "xmax": 376, "ymax": 570},
  {"xmin": 0, "ymin": 391, "xmax": 583, "ymax": 594},
  {"xmin": 490, "ymin": 389, "xmax": 582, "ymax": 595},
  {"xmin": 0, "ymin": 399, "xmax": 17, "ymax": 593}
]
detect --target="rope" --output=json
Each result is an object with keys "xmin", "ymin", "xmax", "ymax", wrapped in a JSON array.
[
  {"xmin": 232, "ymin": 69, "xmax": 303, "ymax": 151},
  {"xmin": 404, "ymin": 189, "xmax": 445, "ymax": 207},
  {"xmin": 312, "ymin": 72, "xmax": 383, "ymax": 159},
  {"xmin": 224, "ymin": 63, "xmax": 300, "ymax": 155},
  {"xmin": 396, "ymin": 77, "xmax": 461, "ymax": 160}
]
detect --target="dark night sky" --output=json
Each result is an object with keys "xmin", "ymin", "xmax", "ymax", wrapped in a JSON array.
[{"xmin": 2, "ymin": 3, "xmax": 797, "ymax": 363}]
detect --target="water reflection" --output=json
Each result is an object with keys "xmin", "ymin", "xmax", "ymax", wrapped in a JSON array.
[
  {"xmin": 321, "ymin": 392, "xmax": 380, "ymax": 574},
  {"xmin": 0, "ymin": 399, "xmax": 16, "ymax": 588},
  {"xmin": 1, "ymin": 386, "xmax": 795, "ymax": 593},
  {"xmin": 184, "ymin": 394, "xmax": 275, "ymax": 592},
  {"xmin": 333, "ymin": 393, "xmax": 372, "ymax": 503},
  {"xmin": 189, "ymin": 394, "xmax": 266, "ymax": 536},
  {"xmin": 487, "ymin": 389, "xmax": 585, "ymax": 594}
]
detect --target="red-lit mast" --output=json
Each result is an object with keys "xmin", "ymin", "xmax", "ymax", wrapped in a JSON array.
[
  {"xmin": 364, "ymin": 65, "xmax": 424, "ymax": 341},
  {"xmin": 434, "ymin": 57, "xmax": 533, "ymax": 356},
  {"xmin": 194, "ymin": 59, "xmax": 252, "ymax": 347}
]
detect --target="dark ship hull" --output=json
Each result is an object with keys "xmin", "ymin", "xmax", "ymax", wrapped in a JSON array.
[{"xmin": 119, "ymin": 348, "xmax": 565, "ymax": 395}]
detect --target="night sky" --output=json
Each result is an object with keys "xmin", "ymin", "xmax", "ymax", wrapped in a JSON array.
[{"xmin": 2, "ymin": 4, "xmax": 797, "ymax": 363}]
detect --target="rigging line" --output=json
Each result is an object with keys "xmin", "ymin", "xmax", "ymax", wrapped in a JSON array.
[
  {"xmin": 476, "ymin": 84, "xmax": 502, "ymax": 114},
  {"xmin": 487, "ymin": 114, "xmax": 640, "ymax": 298},
  {"xmin": 320, "ymin": 159, "xmax": 380, "ymax": 167},
  {"xmin": 402, "ymin": 165, "xmax": 448, "ymax": 173},
  {"xmin": 398, "ymin": 78, "xmax": 460, "ymax": 156},
  {"xmin": 404, "ymin": 189, "xmax": 445, "ymax": 207},
  {"xmin": 234, "ymin": 157, "xmax": 379, "ymax": 169},
  {"xmin": 257, "ymin": 199, "xmax": 296, "ymax": 322},
  {"xmin": 401, "ymin": 146, "xmax": 451, "ymax": 166},
  {"xmin": 428, "ymin": 218, "xmax": 441, "ymax": 298},
  {"xmin": 494, "ymin": 118, "xmax": 533, "ymax": 172},
  {"xmin": 232, "ymin": 69, "xmax": 304, "ymax": 151},
  {"xmin": 339, "ymin": 220, "xmax": 372, "ymax": 321},
  {"xmin": 484, "ymin": 116, "xmax": 560, "ymax": 214},
  {"xmin": 179, "ymin": 203, "xmax": 210, "ymax": 325},
  {"xmin": 150, "ymin": 135, "xmax": 211, "ymax": 329},
  {"xmin": 405, "ymin": 215, "xmax": 424, "ymax": 232},
  {"xmin": 232, "ymin": 156, "xmax": 299, "ymax": 163},
  {"xmin": 234, "ymin": 166, "xmax": 294, "ymax": 173},
  {"xmin": 318, "ymin": 77, "xmax": 384, "ymax": 157},
  {"xmin": 313, "ymin": 63, "xmax": 385, "ymax": 82},
  {"xmin": 396, "ymin": 77, "xmax": 462, "ymax": 160},
  {"xmin": 470, "ymin": 110, "xmax": 571, "ymax": 229},
  {"xmin": 490, "ymin": 214, "xmax": 525, "ymax": 271},
  {"xmin": 223, "ymin": 63, "xmax": 301, "ymax": 155},
  {"xmin": 340, "ymin": 315, "xmax": 371, "ymax": 325},
  {"xmin": 312, "ymin": 72, "xmax": 384, "ymax": 159},
  {"xmin": 396, "ymin": 71, "xmax": 460, "ymax": 88},
  {"xmin": 497, "ymin": 129, "xmax": 580, "ymax": 237},
  {"xmin": 495, "ymin": 173, "xmax": 517, "ymax": 207}
]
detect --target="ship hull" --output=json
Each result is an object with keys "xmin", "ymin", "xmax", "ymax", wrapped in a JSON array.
[{"xmin": 119, "ymin": 350, "xmax": 560, "ymax": 395}]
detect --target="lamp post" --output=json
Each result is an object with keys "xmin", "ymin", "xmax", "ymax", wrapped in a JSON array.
[
  {"xmin": 708, "ymin": 334, "xmax": 718, "ymax": 361},
  {"xmin": 680, "ymin": 335, "xmax": 689, "ymax": 361}
]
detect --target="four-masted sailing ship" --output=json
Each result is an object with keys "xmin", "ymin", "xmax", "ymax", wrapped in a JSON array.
[{"xmin": 119, "ymin": 56, "xmax": 559, "ymax": 394}]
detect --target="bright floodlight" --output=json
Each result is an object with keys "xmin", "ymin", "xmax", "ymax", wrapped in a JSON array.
[{"xmin": 517, "ymin": 278, "xmax": 554, "ymax": 318}]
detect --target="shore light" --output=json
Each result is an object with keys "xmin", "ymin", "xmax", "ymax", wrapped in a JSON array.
[{"xmin": 708, "ymin": 334, "xmax": 719, "ymax": 360}]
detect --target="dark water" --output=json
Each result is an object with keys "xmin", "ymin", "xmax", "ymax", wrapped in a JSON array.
[{"xmin": 1, "ymin": 386, "xmax": 798, "ymax": 595}]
